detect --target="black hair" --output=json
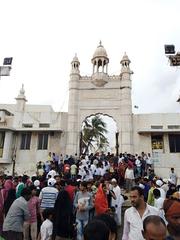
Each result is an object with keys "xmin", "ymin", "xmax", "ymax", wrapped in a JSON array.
[
  {"xmin": 21, "ymin": 187, "xmax": 31, "ymax": 197},
  {"xmin": 5, "ymin": 176, "xmax": 13, "ymax": 180},
  {"xmin": 153, "ymin": 188, "xmax": 161, "ymax": 198},
  {"xmin": 143, "ymin": 215, "xmax": 166, "ymax": 232},
  {"xmin": 29, "ymin": 185, "xmax": 37, "ymax": 191},
  {"xmin": 42, "ymin": 208, "xmax": 54, "ymax": 220},
  {"xmin": 22, "ymin": 175, "xmax": 29, "ymax": 183},
  {"xmin": 59, "ymin": 179, "xmax": 66, "ymax": 187},
  {"xmin": 84, "ymin": 219, "xmax": 110, "ymax": 240},
  {"xmin": 80, "ymin": 181, "xmax": 87, "ymax": 189},
  {"xmin": 31, "ymin": 176, "xmax": 37, "ymax": 182},
  {"xmin": 131, "ymin": 186, "xmax": 144, "ymax": 196},
  {"xmin": 94, "ymin": 214, "xmax": 117, "ymax": 236}
]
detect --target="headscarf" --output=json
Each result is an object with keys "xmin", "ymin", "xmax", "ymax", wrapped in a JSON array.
[
  {"xmin": 94, "ymin": 184, "xmax": 108, "ymax": 215},
  {"xmin": 1, "ymin": 179, "xmax": 14, "ymax": 201},
  {"xmin": 164, "ymin": 198, "xmax": 180, "ymax": 238},
  {"xmin": 164, "ymin": 199, "xmax": 180, "ymax": 219}
]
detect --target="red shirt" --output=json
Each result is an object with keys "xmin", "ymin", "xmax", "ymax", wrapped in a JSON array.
[
  {"xmin": 65, "ymin": 185, "xmax": 76, "ymax": 202},
  {"xmin": 64, "ymin": 164, "xmax": 70, "ymax": 173}
]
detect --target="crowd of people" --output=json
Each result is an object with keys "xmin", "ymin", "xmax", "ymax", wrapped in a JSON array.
[{"xmin": 0, "ymin": 151, "xmax": 179, "ymax": 240}]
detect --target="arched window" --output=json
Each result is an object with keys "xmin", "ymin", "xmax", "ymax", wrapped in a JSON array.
[{"xmin": 98, "ymin": 59, "xmax": 102, "ymax": 72}]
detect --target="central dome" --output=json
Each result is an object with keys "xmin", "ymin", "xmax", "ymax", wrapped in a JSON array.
[{"xmin": 92, "ymin": 41, "xmax": 108, "ymax": 59}]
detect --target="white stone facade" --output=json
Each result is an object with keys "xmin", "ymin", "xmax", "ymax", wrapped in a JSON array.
[
  {"xmin": 0, "ymin": 86, "xmax": 68, "ymax": 175},
  {"xmin": 0, "ymin": 42, "xmax": 180, "ymax": 180}
]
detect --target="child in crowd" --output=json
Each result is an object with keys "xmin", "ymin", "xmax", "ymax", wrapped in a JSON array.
[{"xmin": 38, "ymin": 208, "xmax": 54, "ymax": 240}]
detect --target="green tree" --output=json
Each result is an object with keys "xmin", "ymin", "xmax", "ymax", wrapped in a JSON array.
[{"xmin": 81, "ymin": 115, "xmax": 109, "ymax": 154}]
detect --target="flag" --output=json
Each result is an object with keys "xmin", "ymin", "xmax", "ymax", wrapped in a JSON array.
[
  {"xmin": 3, "ymin": 57, "xmax": 13, "ymax": 65},
  {"xmin": 164, "ymin": 45, "xmax": 175, "ymax": 54},
  {"xmin": 0, "ymin": 66, "xmax": 11, "ymax": 76}
]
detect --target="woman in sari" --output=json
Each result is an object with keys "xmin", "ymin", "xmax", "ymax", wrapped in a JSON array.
[{"xmin": 94, "ymin": 183, "xmax": 109, "ymax": 215}]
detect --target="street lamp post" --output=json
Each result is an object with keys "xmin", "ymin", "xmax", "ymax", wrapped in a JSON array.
[{"xmin": 164, "ymin": 45, "xmax": 180, "ymax": 102}]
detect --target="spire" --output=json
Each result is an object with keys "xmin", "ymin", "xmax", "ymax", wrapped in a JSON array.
[
  {"xmin": 16, "ymin": 84, "xmax": 27, "ymax": 101},
  {"xmin": 15, "ymin": 84, "xmax": 27, "ymax": 112},
  {"xmin": 20, "ymin": 84, "xmax": 25, "ymax": 95},
  {"xmin": 120, "ymin": 52, "xmax": 131, "ymax": 66},
  {"xmin": 71, "ymin": 54, "xmax": 80, "ymax": 74},
  {"xmin": 72, "ymin": 53, "xmax": 79, "ymax": 63},
  {"xmin": 120, "ymin": 52, "xmax": 133, "ymax": 75}
]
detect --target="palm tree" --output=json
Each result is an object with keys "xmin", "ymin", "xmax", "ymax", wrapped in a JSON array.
[{"xmin": 81, "ymin": 115, "xmax": 109, "ymax": 154}]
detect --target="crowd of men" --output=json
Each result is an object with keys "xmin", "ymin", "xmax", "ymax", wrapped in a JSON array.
[{"xmin": 0, "ymin": 151, "xmax": 179, "ymax": 240}]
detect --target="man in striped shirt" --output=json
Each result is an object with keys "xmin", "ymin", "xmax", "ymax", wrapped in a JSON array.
[{"xmin": 39, "ymin": 178, "xmax": 58, "ymax": 210}]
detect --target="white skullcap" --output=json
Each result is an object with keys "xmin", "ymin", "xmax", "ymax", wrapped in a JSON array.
[
  {"xmin": 48, "ymin": 178, "xmax": 56, "ymax": 186},
  {"xmin": 111, "ymin": 178, "xmax": 117, "ymax": 182},
  {"xmin": 34, "ymin": 180, "xmax": 40, "ymax": 187},
  {"xmin": 139, "ymin": 183, "xmax": 145, "ymax": 189},
  {"xmin": 156, "ymin": 179, "xmax": 163, "ymax": 187}
]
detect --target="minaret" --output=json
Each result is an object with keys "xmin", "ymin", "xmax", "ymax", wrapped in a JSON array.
[
  {"xmin": 66, "ymin": 54, "xmax": 80, "ymax": 155},
  {"xmin": 120, "ymin": 53, "xmax": 134, "ymax": 153},
  {"xmin": 15, "ymin": 84, "xmax": 27, "ymax": 112},
  {"xmin": 71, "ymin": 54, "xmax": 80, "ymax": 75}
]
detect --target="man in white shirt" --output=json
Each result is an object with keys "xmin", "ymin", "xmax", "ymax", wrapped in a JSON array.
[
  {"xmin": 135, "ymin": 157, "xmax": 142, "ymax": 177},
  {"xmin": 122, "ymin": 186, "xmax": 159, "ymax": 240},
  {"xmin": 70, "ymin": 163, "xmax": 77, "ymax": 178},
  {"xmin": 111, "ymin": 178, "xmax": 124, "ymax": 226},
  {"xmin": 169, "ymin": 167, "xmax": 177, "ymax": 185},
  {"xmin": 153, "ymin": 188, "xmax": 166, "ymax": 223},
  {"xmin": 155, "ymin": 180, "xmax": 166, "ymax": 199},
  {"xmin": 124, "ymin": 164, "xmax": 135, "ymax": 192}
]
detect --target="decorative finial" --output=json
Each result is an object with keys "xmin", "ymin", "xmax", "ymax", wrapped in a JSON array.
[
  {"xmin": 99, "ymin": 40, "xmax": 102, "ymax": 46},
  {"xmin": 20, "ymin": 84, "xmax": 25, "ymax": 95},
  {"xmin": 72, "ymin": 53, "xmax": 79, "ymax": 62}
]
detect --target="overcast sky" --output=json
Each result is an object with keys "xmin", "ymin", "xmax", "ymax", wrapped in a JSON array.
[{"xmin": 0, "ymin": 0, "xmax": 180, "ymax": 114}]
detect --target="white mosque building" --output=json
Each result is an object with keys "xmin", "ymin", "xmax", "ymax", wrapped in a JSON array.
[{"xmin": 0, "ymin": 42, "xmax": 180, "ymax": 178}]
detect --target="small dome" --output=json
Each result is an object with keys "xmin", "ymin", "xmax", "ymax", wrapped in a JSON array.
[
  {"xmin": 120, "ymin": 52, "xmax": 131, "ymax": 63},
  {"xmin": 93, "ymin": 41, "xmax": 108, "ymax": 59},
  {"xmin": 72, "ymin": 53, "xmax": 79, "ymax": 63}
]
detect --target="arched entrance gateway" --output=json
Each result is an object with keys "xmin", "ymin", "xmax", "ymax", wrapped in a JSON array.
[
  {"xmin": 80, "ymin": 114, "xmax": 118, "ymax": 156},
  {"xmin": 66, "ymin": 42, "xmax": 134, "ymax": 156}
]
